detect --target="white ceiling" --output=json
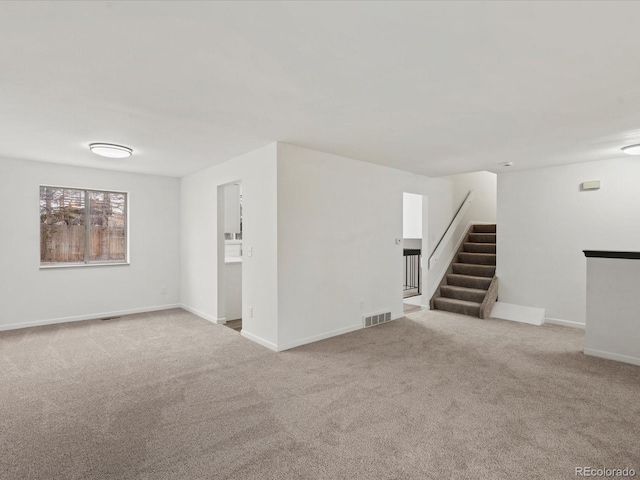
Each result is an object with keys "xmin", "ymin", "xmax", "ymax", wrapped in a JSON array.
[{"xmin": 2, "ymin": 1, "xmax": 640, "ymax": 178}]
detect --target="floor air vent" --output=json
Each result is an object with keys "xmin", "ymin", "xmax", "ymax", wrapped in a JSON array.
[{"xmin": 363, "ymin": 311, "xmax": 392, "ymax": 328}]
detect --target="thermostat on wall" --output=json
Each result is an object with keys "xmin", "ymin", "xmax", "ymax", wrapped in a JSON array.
[{"xmin": 581, "ymin": 180, "xmax": 601, "ymax": 191}]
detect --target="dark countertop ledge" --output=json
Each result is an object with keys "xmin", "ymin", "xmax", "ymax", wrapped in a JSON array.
[{"xmin": 583, "ymin": 250, "xmax": 640, "ymax": 260}]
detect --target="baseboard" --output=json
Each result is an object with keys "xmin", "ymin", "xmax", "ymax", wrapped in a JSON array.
[
  {"xmin": 584, "ymin": 348, "xmax": 640, "ymax": 367},
  {"xmin": 241, "ymin": 330, "xmax": 278, "ymax": 352},
  {"xmin": 179, "ymin": 304, "xmax": 220, "ymax": 323},
  {"xmin": 545, "ymin": 317, "xmax": 585, "ymax": 329},
  {"xmin": 489, "ymin": 302, "xmax": 545, "ymax": 326},
  {"xmin": 0, "ymin": 304, "xmax": 182, "ymax": 332},
  {"xmin": 276, "ymin": 323, "xmax": 363, "ymax": 352}
]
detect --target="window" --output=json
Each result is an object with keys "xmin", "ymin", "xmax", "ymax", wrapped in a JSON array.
[{"xmin": 40, "ymin": 186, "xmax": 127, "ymax": 266}]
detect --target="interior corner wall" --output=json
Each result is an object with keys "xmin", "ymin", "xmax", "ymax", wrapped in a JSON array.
[
  {"xmin": 426, "ymin": 171, "xmax": 496, "ymax": 257},
  {"xmin": 451, "ymin": 171, "xmax": 497, "ymax": 228},
  {"xmin": 497, "ymin": 157, "xmax": 640, "ymax": 325},
  {"xmin": 180, "ymin": 143, "xmax": 279, "ymax": 348},
  {"xmin": 275, "ymin": 143, "xmax": 429, "ymax": 350},
  {"xmin": 0, "ymin": 157, "xmax": 180, "ymax": 330}
]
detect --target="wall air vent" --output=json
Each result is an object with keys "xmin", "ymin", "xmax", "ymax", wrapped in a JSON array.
[{"xmin": 363, "ymin": 311, "xmax": 392, "ymax": 328}]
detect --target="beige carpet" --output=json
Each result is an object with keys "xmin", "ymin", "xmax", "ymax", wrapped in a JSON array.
[
  {"xmin": 403, "ymin": 302, "xmax": 422, "ymax": 314},
  {"xmin": 1, "ymin": 309, "xmax": 639, "ymax": 480}
]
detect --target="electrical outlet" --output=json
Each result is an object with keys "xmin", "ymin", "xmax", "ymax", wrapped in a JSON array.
[
  {"xmin": 359, "ymin": 300, "xmax": 364, "ymax": 310},
  {"xmin": 247, "ymin": 246, "xmax": 252, "ymax": 257},
  {"xmin": 248, "ymin": 307, "xmax": 253, "ymax": 318},
  {"xmin": 161, "ymin": 286, "xmax": 167, "ymax": 295}
]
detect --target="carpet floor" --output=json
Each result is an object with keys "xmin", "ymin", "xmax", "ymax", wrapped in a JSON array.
[
  {"xmin": 403, "ymin": 303, "xmax": 422, "ymax": 314},
  {"xmin": 1, "ymin": 308, "xmax": 638, "ymax": 480}
]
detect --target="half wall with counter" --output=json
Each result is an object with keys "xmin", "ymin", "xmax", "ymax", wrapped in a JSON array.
[{"xmin": 583, "ymin": 250, "xmax": 640, "ymax": 366}]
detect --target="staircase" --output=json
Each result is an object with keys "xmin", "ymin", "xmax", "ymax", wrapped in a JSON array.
[{"xmin": 430, "ymin": 224, "xmax": 498, "ymax": 319}]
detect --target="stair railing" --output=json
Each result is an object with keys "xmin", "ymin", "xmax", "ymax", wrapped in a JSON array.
[
  {"xmin": 403, "ymin": 248, "xmax": 421, "ymax": 295},
  {"xmin": 428, "ymin": 190, "xmax": 475, "ymax": 270}
]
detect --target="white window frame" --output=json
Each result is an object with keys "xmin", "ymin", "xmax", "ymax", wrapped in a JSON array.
[{"xmin": 39, "ymin": 185, "xmax": 130, "ymax": 269}]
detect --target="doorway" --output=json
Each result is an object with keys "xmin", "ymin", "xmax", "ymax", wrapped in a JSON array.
[
  {"xmin": 217, "ymin": 181, "xmax": 243, "ymax": 332},
  {"xmin": 402, "ymin": 192, "xmax": 426, "ymax": 314}
]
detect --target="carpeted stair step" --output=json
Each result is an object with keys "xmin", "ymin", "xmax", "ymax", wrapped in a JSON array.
[
  {"xmin": 463, "ymin": 242, "xmax": 496, "ymax": 254},
  {"xmin": 440, "ymin": 285, "xmax": 487, "ymax": 303},
  {"xmin": 431, "ymin": 222, "xmax": 498, "ymax": 318},
  {"xmin": 473, "ymin": 224, "xmax": 496, "ymax": 234},
  {"xmin": 458, "ymin": 252, "xmax": 496, "ymax": 265},
  {"xmin": 452, "ymin": 263, "xmax": 496, "ymax": 277},
  {"xmin": 446, "ymin": 274, "xmax": 492, "ymax": 290},
  {"xmin": 468, "ymin": 233, "xmax": 496, "ymax": 243},
  {"xmin": 433, "ymin": 297, "xmax": 481, "ymax": 317}
]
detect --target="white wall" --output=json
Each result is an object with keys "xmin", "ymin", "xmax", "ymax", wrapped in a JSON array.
[
  {"xmin": 426, "ymin": 171, "xmax": 497, "ymax": 256},
  {"xmin": 497, "ymin": 157, "xmax": 640, "ymax": 326},
  {"xmin": 276, "ymin": 143, "xmax": 429, "ymax": 350},
  {"xmin": 0, "ymin": 143, "xmax": 499, "ymax": 351},
  {"xmin": 180, "ymin": 143, "xmax": 279, "ymax": 348},
  {"xmin": 451, "ymin": 171, "xmax": 497, "ymax": 231},
  {"xmin": 403, "ymin": 192, "xmax": 422, "ymax": 239},
  {"xmin": 0, "ymin": 157, "xmax": 180, "ymax": 330}
]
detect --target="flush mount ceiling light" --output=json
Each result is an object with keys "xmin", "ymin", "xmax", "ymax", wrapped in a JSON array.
[
  {"xmin": 503, "ymin": 162, "xmax": 514, "ymax": 167},
  {"xmin": 89, "ymin": 143, "xmax": 133, "ymax": 158},
  {"xmin": 621, "ymin": 144, "xmax": 640, "ymax": 155}
]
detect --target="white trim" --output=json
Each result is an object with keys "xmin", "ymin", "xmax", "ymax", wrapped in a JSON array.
[
  {"xmin": 584, "ymin": 348, "xmax": 640, "ymax": 367},
  {"xmin": 489, "ymin": 302, "xmax": 545, "ymax": 326},
  {"xmin": 40, "ymin": 262, "xmax": 130, "ymax": 270},
  {"xmin": 0, "ymin": 304, "xmax": 181, "ymax": 332},
  {"xmin": 179, "ymin": 304, "xmax": 218, "ymax": 323},
  {"xmin": 39, "ymin": 185, "xmax": 130, "ymax": 266},
  {"xmin": 545, "ymin": 317, "xmax": 586, "ymax": 329},
  {"xmin": 276, "ymin": 323, "xmax": 362, "ymax": 352},
  {"xmin": 241, "ymin": 330, "xmax": 278, "ymax": 352},
  {"xmin": 39, "ymin": 183, "xmax": 128, "ymax": 195}
]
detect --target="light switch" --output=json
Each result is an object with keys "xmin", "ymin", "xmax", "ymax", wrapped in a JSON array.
[{"xmin": 247, "ymin": 246, "xmax": 252, "ymax": 257}]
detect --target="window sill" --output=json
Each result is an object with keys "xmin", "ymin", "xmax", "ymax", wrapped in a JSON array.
[{"xmin": 39, "ymin": 262, "xmax": 130, "ymax": 270}]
